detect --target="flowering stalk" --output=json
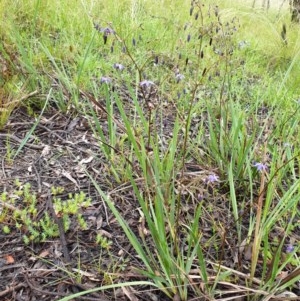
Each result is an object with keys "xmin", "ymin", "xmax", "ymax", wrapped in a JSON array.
[{"xmin": 250, "ymin": 143, "xmax": 268, "ymax": 282}]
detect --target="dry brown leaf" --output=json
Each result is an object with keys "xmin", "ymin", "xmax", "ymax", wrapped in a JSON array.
[
  {"xmin": 5, "ymin": 254, "xmax": 15, "ymax": 264},
  {"xmin": 97, "ymin": 229, "xmax": 112, "ymax": 238},
  {"xmin": 62, "ymin": 170, "xmax": 78, "ymax": 187},
  {"xmin": 276, "ymin": 270, "xmax": 289, "ymax": 280},
  {"xmin": 244, "ymin": 243, "xmax": 252, "ymax": 261},
  {"xmin": 39, "ymin": 249, "xmax": 50, "ymax": 258},
  {"xmin": 96, "ymin": 215, "xmax": 103, "ymax": 229},
  {"xmin": 79, "ymin": 156, "xmax": 94, "ymax": 164},
  {"xmin": 121, "ymin": 286, "xmax": 138, "ymax": 301},
  {"xmin": 41, "ymin": 145, "xmax": 51, "ymax": 157}
]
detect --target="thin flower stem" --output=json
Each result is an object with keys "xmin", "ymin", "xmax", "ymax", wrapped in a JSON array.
[{"xmin": 251, "ymin": 142, "xmax": 267, "ymax": 282}]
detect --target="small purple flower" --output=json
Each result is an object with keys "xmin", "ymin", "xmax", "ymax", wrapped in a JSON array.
[
  {"xmin": 113, "ymin": 63, "xmax": 125, "ymax": 71},
  {"xmin": 206, "ymin": 174, "xmax": 219, "ymax": 184},
  {"xmin": 140, "ymin": 80, "xmax": 154, "ymax": 88},
  {"xmin": 99, "ymin": 27, "xmax": 115, "ymax": 35},
  {"xmin": 97, "ymin": 26, "xmax": 115, "ymax": 44},
  {"xmin": 100, "ymin": 76, "xmax": 112, "ymax": 84},
  {"xmin": 197, "ymin": 193, "xmax": 204, "ymax": 201},
  {"xmin": 286, "ymin": 244, "xmax": 294, "ymax": 253},
  {"xmin": 175, "ymin": 73, "xmax": 185, "ymax": 83},
  {"xmin": 253, "ymin": 162, "xmax": 268, "ymax": 172}
]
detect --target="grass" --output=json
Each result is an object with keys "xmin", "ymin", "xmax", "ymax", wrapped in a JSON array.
[{"xmin": 0, "ymin": 0, "xmax": 299, "ymax": 300}]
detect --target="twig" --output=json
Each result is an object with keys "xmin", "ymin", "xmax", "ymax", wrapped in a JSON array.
[
  {"xmin": 0, "ymin": 133, "xmax": 45, "ymax": 150},
  {"xmin": 24, "ymin": 273, "xmax": 105, "ymax": 301},
  {"xmin": 46, "ymin": 192, "xmax": 71, "ymax": 263},
  {"xmin": 0, "ymin": 283, "xmax": 26, "ymax": 297}
]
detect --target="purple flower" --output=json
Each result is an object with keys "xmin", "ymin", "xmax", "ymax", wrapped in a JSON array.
[
  {"xmin": 140, "ymin": 80, "xmax": 154, "ymax": 88},
  {"xmin": 100, "ymin": 76, "xmax": 112, "ymax": 84},
  {"xmin": 99, "ymin": 27, "xmax": 115, "ymax": 36},
  {"xmin": 286, "ymin": 244, "xmax": 294, "ymax": 253},
  {"xmin": 197, "ymin": 193, "xmax": 204, "ymax": 201},
  {"xmin": 206, "ymin": 174, "xmax": 219, "ymax": 184},
  {"xmin": 253, "ymin": 162, "xmax": 268, "ymax": 172},
  {"xmin": 113, "ymin": 63, "xmax": 125, "ymax": 71},
  {"xmin": 175, "ymin": 73, "xmax": 185, "ymax": 83}
]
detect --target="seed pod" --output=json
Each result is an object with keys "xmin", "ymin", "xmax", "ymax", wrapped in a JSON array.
[
  {"xmin": 215, "ymin": 6, "xmax": 219, "ymax": 17},
  {"xmin": 94, "ymin": 23, "xmax": 100, "ymax": 31},
  {"xmin": 187, "ymin": 34, "xmax": 191, "ymax": 42},
  {"xmin": 195, "ymin": 12, "xmax": 199, "ymax": 20},
  {"xmin": 281, "ymin": 24, "xmax": 287, "ymax": 43},
  {"xmin": 185, "ymin": 58, "xmax": 189, "ymax": 66},
  {"xmin": 200, "ymin": 50, "xmax": 204, "ymax": 58},
  {"xmin": 132, "ymin": 38, "xmax": 136, "ymax": 46},
  {"xmin": 103, "ymin": 35, "xmax": 108, "ymax": 44},
  {"xmin": 209, "ymin": 37, "xmax": 213, "ymax": 46},
  {"xmin": 110, "ymin": 45, "xmax": 114, "ymax": 53},
  {"xmin": 190, "ymin": 7, "xmax": 194, "ymax": 16}
]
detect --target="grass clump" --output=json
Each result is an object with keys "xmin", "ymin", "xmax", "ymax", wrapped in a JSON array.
[{"xmin": 0, "ymin": 0, "xmax": 299, "ymax": 300}]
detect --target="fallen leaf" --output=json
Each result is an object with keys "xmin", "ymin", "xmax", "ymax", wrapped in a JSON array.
[
  {"xmin": 5, "ymin": 254, "xmax": 15, "ymax": 264},
  {"xmin": 39, "ymin": 249, "xmax": 50, "ymax": 258},
  {"xmin": 62, "ymin": 170, "xmax": 78, "ymax": 187},
  {"xmin": 41, "ymin": 145, "xmax": 51, "ymax": 157},
  {"xmin": 276, "ymin": 270, "xmax": 289, "ymax": 280},
  {"xmin": 121, "ymin": 286, "xmax": 138, "ymax": 301},
  {"xmin": 79, "ymin": 156, "xmax": 94, "ymax": 164},
  {"xmin": 244, "ymin": 243, "xmax": 252, "ymax": 261}
]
